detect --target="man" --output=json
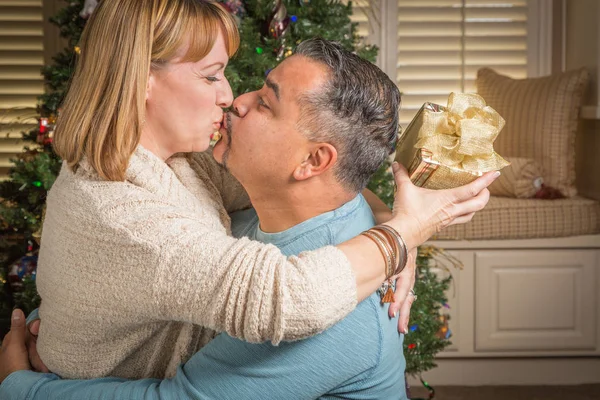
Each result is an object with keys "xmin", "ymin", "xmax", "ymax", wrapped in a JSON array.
[{"xmin": 1, "ymin": 38, "xmax": 406, "ymax": 399}]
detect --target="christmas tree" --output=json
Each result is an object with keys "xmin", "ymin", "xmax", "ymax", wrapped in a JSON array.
[
  {"xmin": 0, "ymin": 1, "xmax": 87, "ymax": 325},
  {"xmin": 0, "ymin": 0, "xmax": 452, "ymax": 392}
]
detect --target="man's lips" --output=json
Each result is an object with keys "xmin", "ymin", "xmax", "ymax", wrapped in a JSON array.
[{"xmin": 221, "ymin": 113, "xmax": 229, "ymax": 131}]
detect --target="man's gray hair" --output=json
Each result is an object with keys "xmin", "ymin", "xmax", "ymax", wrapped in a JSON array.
[{"xmin": 295, "ymin": 38, "xmax": 400, "ymax": 192}]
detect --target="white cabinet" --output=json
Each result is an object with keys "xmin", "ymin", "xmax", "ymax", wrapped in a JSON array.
[
  {"xmin": 415, "ymin": 237, "xmax": 600, "ymax": 385},
  {"xmin": 428, "ymin": 236, "xmax": 600, "ymax": 358},
  {"xmin": 474, "ymin": 250, "xmax": 597, "ymax": 352}
]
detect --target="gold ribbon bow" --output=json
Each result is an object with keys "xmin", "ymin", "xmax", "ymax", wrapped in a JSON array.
[{"xmin": 414, "ymin": 93, "xmax": 509, "ymax": 173}]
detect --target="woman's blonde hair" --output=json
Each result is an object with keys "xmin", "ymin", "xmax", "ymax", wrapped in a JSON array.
[{"xmin": 54, "ymin": 0, "xmax": 239, "ymax": 181}]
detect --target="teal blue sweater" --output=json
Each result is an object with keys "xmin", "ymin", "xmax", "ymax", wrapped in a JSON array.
[{"xmin": 0, "ymin": 195, "xmax": 407, "ymax": 399}]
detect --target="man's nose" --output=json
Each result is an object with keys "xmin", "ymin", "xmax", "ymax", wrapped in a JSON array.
[{"xmin": 232, "ymin": 92, "xmax": 252, "ymax": 117}]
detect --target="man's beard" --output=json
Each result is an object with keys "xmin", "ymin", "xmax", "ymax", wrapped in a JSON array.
[{"xmin": 221, "ymin": 112, "xmax": 233, "ymax": 171}]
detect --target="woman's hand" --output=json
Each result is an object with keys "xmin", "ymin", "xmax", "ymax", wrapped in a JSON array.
[
  {"xmin": 388, "ymin": 248, "xmax": 417, "ymax": 334},
  {"xmin": 387, "ymin": 162, "xmax": 497, "ymax": 250},
  {"xmin": 0, "ymin": 310, "xmax": 31, "ymax": 383}
]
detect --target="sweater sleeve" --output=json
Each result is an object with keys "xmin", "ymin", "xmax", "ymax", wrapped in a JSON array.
[
  {"xmin": 140, "ymin": 210, "xmax": 357, "ymax": 344},
  {"xmin": 184, "ymin": 152, "xmax": 251, "ymax": 213}
]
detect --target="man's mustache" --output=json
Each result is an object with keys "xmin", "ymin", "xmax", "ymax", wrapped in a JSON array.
[
  {"xmin": 220, "ymin": 111, "xmax": 234, "ymax": 172},
  {"xmin": 225, "ymin": 112, "xmax": 233, "ymax": 147}
]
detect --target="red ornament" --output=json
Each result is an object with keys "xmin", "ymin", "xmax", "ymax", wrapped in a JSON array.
[
  {"xmin": 39, "ymin": 118, "xmax": 48, "ymax": 134},
  {"xmin": 38, "ymin": 116, "xmax": 56, "ymax": 145},
  {"xmin": 408, "ymin": 343, "xmax": 416, "ymax": 350}
]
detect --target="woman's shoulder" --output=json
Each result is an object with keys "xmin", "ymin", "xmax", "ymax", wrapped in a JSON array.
[
  {"xmin": 50, "ymin": 161, "xmax": 159, "ymax": 210},
  {"xmin": 47, "ymin": 158, "xmax": 226, "ymax": 246}
]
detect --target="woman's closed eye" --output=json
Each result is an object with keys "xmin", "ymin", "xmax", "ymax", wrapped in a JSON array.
[{"xmin": 195, "ymin": 70, "xmax": 222, "ymax": 83}]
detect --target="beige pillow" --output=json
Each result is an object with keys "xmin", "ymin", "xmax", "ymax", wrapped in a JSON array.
[
  {"xmin": 476, "ymin": 67, "xmax": 590, "ymax": 197},
  {"xmin": 489, "ymin": 157, "xmax": 543, "ymax": 198}
]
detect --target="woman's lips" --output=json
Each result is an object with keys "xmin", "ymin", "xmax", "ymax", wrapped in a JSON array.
[
  {"xmin": 212, "ymin": 114, "xmax": 225, "ymax": 130},
  {"xmin": 210, "ymin": 117, "xmax": 224, "ymax": 144}
]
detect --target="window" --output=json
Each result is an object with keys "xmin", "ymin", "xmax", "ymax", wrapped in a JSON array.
[
  {"xmin": 0, "ymin": 0, "xmax": 44, "ymax": 179},
  {"xmin": 349, "ymin": 0, "xmax": 373, "ymax": 39},
  {"xmin": 353, "ymin": 0, "xmax": 547, "ymax": 127},
  {"xmin": 396, "ymin": 0, "xmax": 529, "ymax": 124}
]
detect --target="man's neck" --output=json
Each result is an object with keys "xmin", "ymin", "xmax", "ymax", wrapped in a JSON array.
[{"xmin": 246, "ymin": 181, "xmax": 356, "ymax": 233}]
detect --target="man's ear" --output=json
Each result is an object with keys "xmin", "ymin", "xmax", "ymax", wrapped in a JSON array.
[{"xmin": 293, "ymin": 143, "xmax": 337, "ymax": 181}]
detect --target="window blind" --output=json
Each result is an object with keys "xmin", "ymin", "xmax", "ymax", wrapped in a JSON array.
[
  {"xmin": 343, "ymin": 0, "xmax": 379, "ymax": 44},
  {"xmin": 348, "ymin": 0, "xmax": 376, "ymax": 39},
  {"xmin": 0, "ymin": 0, "xmax": 44, "ymax": 179},
  {"xmin": 397, "ymin": 0, "xmax": 528, "ymax": 125}
]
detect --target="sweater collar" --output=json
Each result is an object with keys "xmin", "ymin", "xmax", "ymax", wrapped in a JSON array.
[
  {"xmin": 77, "ymin": 145, "xmax": 182, "ymax": 199},
  {"xmin": 124, "ymin": 145, "xmax": 179, "ymax": 197}
]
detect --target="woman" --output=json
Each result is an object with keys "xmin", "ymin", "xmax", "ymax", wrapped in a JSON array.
[{"xmin": 3, "ymin": 0, "xmax": 494, "ymax": 382}]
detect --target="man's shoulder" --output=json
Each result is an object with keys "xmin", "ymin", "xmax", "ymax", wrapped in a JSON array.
[
  {"xmin": 273, "ymin": 194, "xmax": 375, "ymax": 255},
  {"xmin": 230, "ymin": 208, "xmax": 259, "ymax": 238},
  {"xmin": 327, "ymin": 194, "xmax": 376, "ymax": 243}
]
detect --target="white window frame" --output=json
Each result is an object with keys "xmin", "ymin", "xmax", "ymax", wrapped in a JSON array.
[{"xmin": 367, "ymin": 0, "xmax": 553, "ymax": 81}]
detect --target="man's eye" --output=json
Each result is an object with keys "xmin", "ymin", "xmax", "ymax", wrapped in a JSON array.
[{"xmin": 258, "ymin": 97, "xmax": 270, "ymax": 109}]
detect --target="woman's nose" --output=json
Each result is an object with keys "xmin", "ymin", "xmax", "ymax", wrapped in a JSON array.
[{"xmin": 217, "ymin": 78, "xmax": 234, "ymax": 108}]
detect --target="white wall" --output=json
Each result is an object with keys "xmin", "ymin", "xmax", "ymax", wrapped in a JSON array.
[{"xmin": 565, "ymin": 0, "xmax": 600, "ymax": 200}]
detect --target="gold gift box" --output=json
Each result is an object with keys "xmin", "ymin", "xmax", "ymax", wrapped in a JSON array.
[{"xmin": 395, "ymin": 93, "xmax": 509, "ymax": 190}]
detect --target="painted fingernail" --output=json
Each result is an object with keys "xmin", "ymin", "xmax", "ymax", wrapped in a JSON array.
[{"xmin": 12, "ymin": 309, "xmax": 21, "ymax": 321}]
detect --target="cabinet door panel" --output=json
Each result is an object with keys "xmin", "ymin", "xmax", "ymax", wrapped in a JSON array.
[{"xmin": 475, "ymin": 250, "xmax": 597, "ymax": 352}]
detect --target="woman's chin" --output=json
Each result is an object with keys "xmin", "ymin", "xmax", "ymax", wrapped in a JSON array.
[{"xmin": 187, "ymin": 136, "xmax": 212, "ymax": 153}]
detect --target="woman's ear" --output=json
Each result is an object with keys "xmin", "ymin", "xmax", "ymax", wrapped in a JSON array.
[
  {"xmin": 146, "ymin": 71, "xmax": 155, "ymax": 102},
  {"xmin": 292, "ymin": 143, "xmax": 338, "ymax": 182}
]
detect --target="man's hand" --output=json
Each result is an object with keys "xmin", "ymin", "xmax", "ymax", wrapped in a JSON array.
[
  {"xmin": 0, "ymin": 309, "xmax": 31, "ymax": 383},
  {"xmin": 384, "ymin": 162, "xmax": 497, "ymax": 333},
  {"xmin": 388, "ymin": 249, "xmax": 417, "ymax": 334},
  {"xmin": 387, "ymin": 162, "xmax": 496, "ymax": 250},
  {"xmin": 26, "ymin": 319, "xmax": 49, "ymax": 373}
]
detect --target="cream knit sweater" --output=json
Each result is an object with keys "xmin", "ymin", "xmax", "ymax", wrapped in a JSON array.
[{"xmin": 36, "ymin": 146, "xmax": 357, "ymax": 380}]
